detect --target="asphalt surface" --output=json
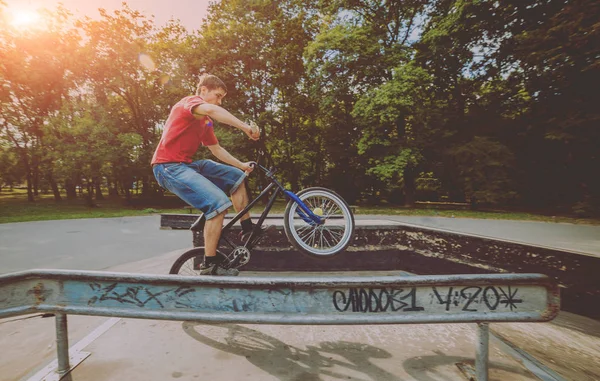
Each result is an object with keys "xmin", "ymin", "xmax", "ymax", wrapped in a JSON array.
[
  {"xmin": 0, "ymin": 214, "xmax": 599, "ymax": 275},
  {"xmin": 0, "ymin": 216, "xmax": 190, "ymax": 274},
  {"xmin": 372, "ymin": 215, "xmax": 600, "ymax": 256},
  {"xmin": 1, "ymin": 215, "xmax": 600, "ymax": 381}
]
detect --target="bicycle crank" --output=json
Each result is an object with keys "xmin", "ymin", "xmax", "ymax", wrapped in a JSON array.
[{"xmin": 229, "ymin": 246, "xmax": 251, "ymax": 268}]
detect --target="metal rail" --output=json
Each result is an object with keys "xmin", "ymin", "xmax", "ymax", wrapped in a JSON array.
[{"xmin": 0, "ymin": 270, "xmax": 560, "ymax": 380}]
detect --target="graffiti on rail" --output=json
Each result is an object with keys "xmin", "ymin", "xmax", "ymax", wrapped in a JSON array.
[
  {"xmin": 82, "ymin": 282, "xmax": 525, "ymax": 314},
  {"xmin": 333, "ymin": 287, "xmax": 425, "ymax": 313},
  {"xmin": 430, "ymin": 285, "xmax": 523, "ymax": 312},
  {"xmin": 87, "ymin": 282, "xmax": 195, "ymax": 308},
  {"xmin": 333, "ymin": 286, "xmax": 524, "ymax": 313}
]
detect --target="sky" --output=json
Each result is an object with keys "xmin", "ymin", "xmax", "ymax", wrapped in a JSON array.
[{"xmin": 4, "ymin": 0, "xmax": 214, "ymax": 30}]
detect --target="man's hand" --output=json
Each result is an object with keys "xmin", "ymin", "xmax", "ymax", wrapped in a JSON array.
[
  {"xmin": 240, "ymin": 161, "xmax": 256, "ymax": 173},
  {"xmin": 244, "ymin": 121, "xmax": 260, "ymax": 141}
]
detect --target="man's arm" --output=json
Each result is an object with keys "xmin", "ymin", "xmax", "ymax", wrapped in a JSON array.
[
  {"xmin": 207, "ymin": 144, "xmax": 254, "ymax": 172},
  {"xmin": 193, "ymin": 104, "xmax": 259, "ymax": 140}
]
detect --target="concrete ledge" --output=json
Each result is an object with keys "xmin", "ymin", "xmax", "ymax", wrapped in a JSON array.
[
  {"xmin": 160, "ymin": 213, "xmax": 286, "ymax": 230},
  {"xmin": 160, "ymin": 214, "xmax": 600, "ymax": 318}
]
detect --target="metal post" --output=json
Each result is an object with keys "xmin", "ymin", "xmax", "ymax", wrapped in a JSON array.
[
  {"xmin": 55, "ymin": 313, "xmax": 70, "ymax": 377},
  {"xmin": 475, "ymin": 322, "xmax": 489, "ymax": 381}
]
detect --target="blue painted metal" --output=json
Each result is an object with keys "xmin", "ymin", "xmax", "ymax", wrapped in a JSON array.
[
  {"xmin": 0, "ymin": 270, "xmax": 559, "ymax": 325},
  {"xmin": 0, "ymin": 270, "xmax": 560, "ymax": 381},
  {"xmin": 284, "ymin": 190, "xmax": 322, "ymax": 225}
]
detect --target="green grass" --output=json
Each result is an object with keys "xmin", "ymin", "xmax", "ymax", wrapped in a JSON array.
[
  {"xmin": 1, "ymin": 188, "xmax": 599, "ymax": 225},
  {"xmin": 0, "ymin": 189, "xmax": 288, "ymax": 224}
]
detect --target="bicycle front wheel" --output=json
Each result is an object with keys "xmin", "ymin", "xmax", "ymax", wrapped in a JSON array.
[
  {"xmin": 283, "ymin": 187, "xmax": 355, "ymax": 258},
  {"xmin": 169, "ymin": 247, "xmax": 227, "ymax": 276}
]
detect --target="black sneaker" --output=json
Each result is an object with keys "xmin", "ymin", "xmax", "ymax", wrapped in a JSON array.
[
  {"xmin": 239, "ymin": 224, "xmax": 274, "ymax": 242},
  {"xmin": 199, "ymin": 263, "xmax": 240, "ymax": 276}
]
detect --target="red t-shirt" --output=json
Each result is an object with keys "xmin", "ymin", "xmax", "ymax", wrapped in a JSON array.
[{"xmin": 151, "ymin": 96, "xmax": 218, "ymax": 164}]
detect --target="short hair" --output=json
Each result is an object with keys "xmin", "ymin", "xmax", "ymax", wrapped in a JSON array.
[{"xmin": 195, "ymin": 73, "xmax": 227, "ymax": 95}]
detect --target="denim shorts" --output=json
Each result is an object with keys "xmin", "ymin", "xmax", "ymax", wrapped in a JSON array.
[{"xmin": 152, "ymin": 160, "xmax": 246, "ymax": 220}]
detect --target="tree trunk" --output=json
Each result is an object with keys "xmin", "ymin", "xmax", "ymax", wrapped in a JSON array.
[
  {"xmin": 109, "ymin": 178, "xmax": 119, "ymax": 196},
  {"xmin": 95, "ymin": 177, "xmax": 104, "ymax": 200},
  {"xmin": 65, "ymin": 178, "xmax": 77, "ymax": 199},
  {"xmin": 142, "ymin": 175, "xmax": 150, "ymax": 197},
  {"xmin": 48, "ymin": 173, "xmax": 62, "ymax": 202},
  {"xmin": 123, "ymin": 186, "xmax": 132, "ymax": 203},
  {"xmin": 26, "ymin": 169, "xmax": 35, "ymax": 202},
  {"xmin": 85, "ymin": 179, "xmax": 96, "ymax": 207},
  {"xmin": 33, "ymin": 164, "xmax": 39, "ymax": 197},
  {"xmin": 403, "ymin": 167, "xmax": 416, "ymax": 207}
]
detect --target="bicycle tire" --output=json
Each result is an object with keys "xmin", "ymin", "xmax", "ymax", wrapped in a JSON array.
[
  {"xmin": 169, "ymin": 247, "xmax": 228, "ymax": 276},
  {"xmin": 283, "ymin": 187, "xmax": 355, "ymax": 258}
]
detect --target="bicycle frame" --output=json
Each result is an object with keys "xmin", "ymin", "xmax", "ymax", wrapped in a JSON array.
[{"xmin": 219, "ymin": 163, "xmax": 322, "ymax": 251}]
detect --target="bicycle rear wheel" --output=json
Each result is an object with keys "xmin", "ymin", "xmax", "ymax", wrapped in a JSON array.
[
  {"xmin": 169, "ymin": 247, "xmax": 227, "ymax": 275},
  {"xmin": 283, "ymin": 187, "xmax": 355, "ymax": 258}
]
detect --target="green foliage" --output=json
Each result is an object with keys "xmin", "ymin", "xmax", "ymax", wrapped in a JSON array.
[
  {"xmin": 449, "ymin": 137, "xmax": 518, "ymax": 205},
  {"xmin": 0, "ymin": 141, "xmax": 23, "ymax": 187},
  {"xmin": 0, "ymin": 0, "xmax": 598, "ymax": 216},
  {"xmin": 193, "ymin": 0, "xmax": 322, "ymax": 191}
]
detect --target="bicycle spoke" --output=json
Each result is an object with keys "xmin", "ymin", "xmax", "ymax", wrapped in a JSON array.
[
  {"xmin": 309, "ymin": 228, "xmax": 318, "ymax": 247},
  {"xmin": 314, "ymin": 198, "xmax": 341, "ymax": 249},
  {"xmin": 321, "ymin": 228, "xmax": 334, "ymax": 248},
  {"xmin": 328, "ymin": 228, "xmax": 342, "ymax": 245},
  {"xmin": 332, "ymin": 228, "xmax": 344, "ymax": 243},
  {"xmin": 324, "ymin": 226, "xmax": 344, "ymax": 242},
  {"xmin": 298, "ymin": 225, "xmax": 314, "ymax": 236},
  {"xmin": 296, "ymin": 224, "xmax": 312, "ymax": 235},
  {"xmin": 181, "ymin": 259, "xmax": 196, "ymax": 276},
  {"xmin": 298, "ymin": 223, "xmax": 317, "ymax": 240},
  {"xmin": 286, "ymin": 189, "xmax": 354, "ymax": 256},
  {"xmin": 299, "ymin": 226, "xmax": 315, "ymax": 241},
  {"xmin": 329, "ymin": 226, "xmax": 345, "ymax": 237},
  {"xmin": 325, "ymin": 200, "xmax": 339, "ymax": 217},
  {"xmin": 317, "ymin": 228, "xmax": 324, "ymax": 249}
]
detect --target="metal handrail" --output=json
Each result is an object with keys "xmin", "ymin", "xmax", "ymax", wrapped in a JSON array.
[{"xmin": 0, "ymin": 270, "xmax": 560, "ymax": 380}]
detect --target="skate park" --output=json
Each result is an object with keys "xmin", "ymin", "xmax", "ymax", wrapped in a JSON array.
[
  {"xmin": 1, "ymin": 215, "xmax": 599, "ymax": 381},
  {"xmin": 2, "ymin": 0, "xmax": 599, "ymax": 379}
]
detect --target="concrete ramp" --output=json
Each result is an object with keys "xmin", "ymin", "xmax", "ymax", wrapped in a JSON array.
[{"xmin": 160, "ymin": 214, "xmax": 600, "ymax": 319}]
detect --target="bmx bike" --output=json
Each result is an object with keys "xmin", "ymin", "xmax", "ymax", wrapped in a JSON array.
[{"xmin": 169, "ymin": 161, "xmax": 355, "ymax": 275}]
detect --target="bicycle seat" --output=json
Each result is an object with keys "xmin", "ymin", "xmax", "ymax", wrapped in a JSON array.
[{"xmin": 190, "ymin": 215, "xmax": 206, "ymax": 232}]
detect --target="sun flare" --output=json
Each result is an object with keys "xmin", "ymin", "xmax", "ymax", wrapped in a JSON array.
[{"xmin": 9, "ymin": 8, "xmax": 41, "ymax": 28}]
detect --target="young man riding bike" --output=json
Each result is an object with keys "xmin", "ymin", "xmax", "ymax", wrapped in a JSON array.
[{"xmin": 151, "ymin": 73, "xmax": 265, "ymax": 276}]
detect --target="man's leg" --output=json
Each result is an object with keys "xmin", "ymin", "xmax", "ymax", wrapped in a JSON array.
[
  {"xmin": 202, "ymin": 210, "xmax": 239, "ymax": 276},
  {"xmin": 231, "ymin": 181, "xmax": 251, "ymax": 222},
  {"xmin": 154, "ymin": 162, "xmax": 238, "ymax": 275},
  {"xmin": 231, "ymin": 180, "xmax": 272, "ymax": 239},
  {"xmin": 204, "ymin": 210, "xmax": 226, "ymax": 258}
]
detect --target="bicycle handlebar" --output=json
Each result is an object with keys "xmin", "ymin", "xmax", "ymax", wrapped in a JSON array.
[
  {"xmin": 247, "ymin": 161, "xmax": 275, "ymax": 178},
  {"xmin": 245, "ymin": 138, "xmax": 277, "ymax": 178}
]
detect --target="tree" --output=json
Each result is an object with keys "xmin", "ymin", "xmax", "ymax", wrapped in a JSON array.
[
  {"xmin": 189, "ymin": 0, "xmax": 321, "ymax": 192},
  {"xmin": 352, "ymin": 64, "xmax": 444, "ymax": 205},
  {"xmin": 77, "ymin": 5, "xmax": 178, "ymax": 198},
  {"xmin": 416, "ymin": 0, "xmax": 600, "ymax": 212},
  {"xmin": 0, "ymin": 5, "xmax": 82, "ymax": 201},
  {"xmin": 0, "ymin": 141, "xmax": 23, "ymax": 191},
  {"xmin": 306, "ymin": 0, "xmax": 430, "ymax": 202}
]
